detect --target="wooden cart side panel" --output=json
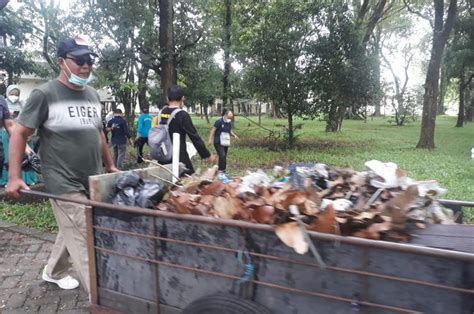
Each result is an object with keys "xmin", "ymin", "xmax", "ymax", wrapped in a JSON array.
[
  {"xmin": 92, "ymin": 211, "xmax": 474, "ymax": 314},
  {"xmin": 93, "ymin": 208, "xmax": 158, "ymax": 301},
  {"xmin": 89, "ymin": 166, "xmax": 174, "ymax": 203}
]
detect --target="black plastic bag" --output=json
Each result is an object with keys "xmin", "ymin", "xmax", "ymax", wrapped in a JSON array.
[
  {"xmin": 135, "ymin": 179, "xmax": 167, "ymax": 208},
  {"xmin": 113, "ymin": 186, "xmax": 137, "ymax": 206},
  {"xmin": 112, "ymin": 171, "xmax": 167, "ymax": 208},
  {"xmin": 114, "ymin": 171, "xmax": 141, "ymax": 191}
]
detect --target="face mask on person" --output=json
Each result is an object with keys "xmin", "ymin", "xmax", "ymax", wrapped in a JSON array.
[
  {"xmin": 63, "ymin": 61, "xmax": 94, "ymax": 87},
  {"xmin": 7, "ymin": 95, "xmax": 19, "ymax": 103}
]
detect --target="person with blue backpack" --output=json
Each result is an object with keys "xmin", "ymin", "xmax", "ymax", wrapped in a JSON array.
[
  {"xmin": 149, "ymin": 85, "xmax": 215, "ymax": 175},
  {"xmin": 134, "ymin": 107, "xmax": 153, "ymax": 163}
]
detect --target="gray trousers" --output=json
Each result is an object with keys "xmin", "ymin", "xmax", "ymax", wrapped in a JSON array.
[{"xmin": 113, "ymin": 144, "xmax": 127, "ymax": 169}]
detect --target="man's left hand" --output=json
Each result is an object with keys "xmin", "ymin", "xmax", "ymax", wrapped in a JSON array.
[{"xmin": 106, "ymin": 166, "xmax": 120, "ymax": 173}]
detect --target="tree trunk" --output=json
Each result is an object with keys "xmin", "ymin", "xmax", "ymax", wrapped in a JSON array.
[
  {"xmin": 326, "ymin": 105, "xmax": 340, "ymax": 132},
  {"xmin": 258, "ymin": 101, "xmax": 262, "ymax": 125},
  {"xmin": 466, "ymin": 85, "xmax": 473, "ymax": 122},
  {"xmin": 137, "ymin": 65, "xmax": 149, "ymax": 112},
  {"xmin": 416, "ymin": 0, "xmax": 456, "ymax": 149},
  {"xmin": 222, "ymin": 0, "xmax": 232, "ymax": 110},
  {"xmin": 159, "ymin": 0, "xmax": 176, "ymax": 103},
  {"xmin": 437, "ymin": 59, "xmax": 447, "ymax": 114},
  {"xmin": 204, "ymin": 100, "xmax": 211, "ymax": 124},
  {"xmin": 455, "ymin": 70, "xmax": 465, "ymax": 127},
  {"xmin": 373, "ymin": 27, "xmax": 382, "ymax": 116},
  {"xmin": 287, "ymin": 111, "xmax": 294, "ymax": 147}
]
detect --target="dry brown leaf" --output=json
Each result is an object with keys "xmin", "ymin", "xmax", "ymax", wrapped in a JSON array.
[
  {"xmin": 167, "ymin": 191, "xmax": 192, "ymax": 214},
  {"xmin": 305, "ymin": 185, "xmax": 322, "ymax": 205},
  {"xmin": 416, "ymin": 223, "xmax": 426, "ymax": 229},
  {"xmin": 192, "ymin": 203, "xmax": 210, "ymax": 216},
  {"xmin": 382, "ymin": 185, "xmax": 419, "ymax": 229},
  {"xmin": 253, "ymin": 205, "xmax": 275, "ymax": 224},
  {"xmin": 213, "ymin": 196, "xmax": 233, "ymax": 219},
  {"xmin": 226, "ymin": 194, "xmax": 250, "ymax": 220},
  {"xmin": 270, "ymin": 188, "xmax": 291, "ymax": 209},
  {"xmin": 307, "ymin": 204, "xmax": 336, "ymax": 234},
  {"xmin": 335, "ymin": 217, "xmax": 348, "ymax": 224},
  {"xmin": 367, "ymin": 221, "xmax": 391, "ymax": 233},
  {"xmin": 302, "ymin": 199, "xmax": 319, "ymax": 216},
  {"xmin": 353, "ymin": 212, "xmax": 379, "ymax": 221},
  {"xmin": 245, "ymin": 198, "xmax": 266, "ymax": 208},
  {"xmin": 201, "ymin": 181, "xmax": 226, "ymax": 196},
  {"xmin": 224, "ymin": 183, "xmax": 240, "ymax": 198},
  {"xmin": 200, "ymin": 165, "xmax": 219, "ymax": 181},
  {"xmin": 281, "ymin": 191, "xmax": 308, "ymax": 210},
  {"xmin": 156, "ymin": 203, "xmax": 170, "ymax": 211},
  {"xmin": 352, "ymin": 230, "xmax": 380, "ymax": 240},
  {"xmin": 274, "ymin": 222, "xmax": 308, "ymax": 254}
]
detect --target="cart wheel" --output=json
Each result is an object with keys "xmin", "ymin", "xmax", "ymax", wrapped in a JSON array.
[{"xmin": 182, "ymin": 293, "xmax": 272, "ymax": 314}]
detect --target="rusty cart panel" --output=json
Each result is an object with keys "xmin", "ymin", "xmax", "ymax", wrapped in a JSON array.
[{"xmin": 86, "ymin": 167, "xmax": 474, "ymax": 314}]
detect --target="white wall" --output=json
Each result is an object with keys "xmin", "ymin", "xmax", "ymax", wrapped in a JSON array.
[{"xmin": 15, "ymin": 78, "xmax": 48, "ymax": 101}]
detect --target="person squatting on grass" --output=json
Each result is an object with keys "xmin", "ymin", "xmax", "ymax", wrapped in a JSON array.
[
  {"xmin": 208, "ymin": 109, "xmax": 239, "ymax": 180},
  {"xmin": 6, "ymin": 36, "xmax": 118, "ymax": 297}
]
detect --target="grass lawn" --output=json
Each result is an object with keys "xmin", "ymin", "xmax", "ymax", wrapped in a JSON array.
[{"xmin": 1, "ymin": 115, "xmax": 473, "ymax": 231}]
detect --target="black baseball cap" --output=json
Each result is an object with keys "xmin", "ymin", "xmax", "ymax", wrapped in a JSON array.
[{"xmin": 57, "ymin": 36, "xmax": 98, "ymax": 58}]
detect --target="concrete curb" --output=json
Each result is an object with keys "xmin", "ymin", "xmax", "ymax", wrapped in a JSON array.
[{"xmin": 0, "ymin": 220, "xmax": 55, "ymax": 243}]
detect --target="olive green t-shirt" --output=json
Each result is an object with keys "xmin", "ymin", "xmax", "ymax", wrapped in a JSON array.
[{"xmin": 18, "ymin": 79, "xmax": 103, "ymax": 195}]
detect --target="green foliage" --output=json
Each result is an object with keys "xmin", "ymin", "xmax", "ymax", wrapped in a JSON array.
[
  {"xmin": 191, "ymin": 115, "xmax": 474, "ymax": 207},
  {"xmin": 0, "ymin": 201, "xmax": 56, "ymax": 232},
  {"xmin": 0, "ymin": 8, "xmax": 45, "ymax": 85},
  {"xmin": 2, "ymin": 115, "xmax": 473, "ymax": 231},
  {"xmin": 306, "ymin": 3, "xmax": 377, "ymax": 131}
]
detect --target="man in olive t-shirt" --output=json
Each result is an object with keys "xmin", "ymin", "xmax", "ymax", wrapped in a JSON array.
[{"xmin": 6, "ymin": 36, "xmax": 118, "ymax": 296}]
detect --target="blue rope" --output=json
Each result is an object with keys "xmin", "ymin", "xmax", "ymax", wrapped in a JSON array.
[{"xmin": 236, "ymin": 249, "xmax": 254, "ymax": 285}]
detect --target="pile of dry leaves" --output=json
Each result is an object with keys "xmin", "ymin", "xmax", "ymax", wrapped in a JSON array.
[{"xmin": 155, "ymin": 160, "xmax": 455, "ymax": 253}]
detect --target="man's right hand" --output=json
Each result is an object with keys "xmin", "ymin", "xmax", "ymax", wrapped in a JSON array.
[
  {"xmin": 6, "ymin": 178, "xmax": 30, "ymax": 199},
  {"xmin": 208, "ymin": 154, "xmax": 216, "ymax": 165}
]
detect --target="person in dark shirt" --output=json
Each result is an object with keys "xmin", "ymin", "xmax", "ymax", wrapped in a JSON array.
[
  {"xmin": 158, "ymin": 85, "xmax": 215, "ymax": 174},
  {"xmin": 106, "ymin": 109, "xmax": 131, "ymax": 169},
  {"xmin": 208, "ymin": 109, "xmax": 239, "ymax": 178}
]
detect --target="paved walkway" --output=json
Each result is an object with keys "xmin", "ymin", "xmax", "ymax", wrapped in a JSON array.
[{"xmin": 0, "ymin": 221, "xmax": 89, "ymax": 313}]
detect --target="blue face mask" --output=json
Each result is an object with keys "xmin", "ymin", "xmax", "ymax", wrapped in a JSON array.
[{"xmin": 64, "ymin": 62, "xmax": 94, "ymax": 87}]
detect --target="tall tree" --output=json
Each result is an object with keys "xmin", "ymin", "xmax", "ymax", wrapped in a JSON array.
[
  {"xmin": 415, "ymin": 0, "xmax": 457, "ymax": 149},
  {"xmin": 445, "ymin": 0, "xmax": 473, "ymax": 127},
  {"xmin": 236, "ymin": 0, "xmax": 314, "ymax": 144},
  {"xmin": 159, "ymin": 0, "xmax": 177, "ymax": 101},
  {"xmin": 222, "ymin": 0, "xmax": 232, "ymax": 110}
]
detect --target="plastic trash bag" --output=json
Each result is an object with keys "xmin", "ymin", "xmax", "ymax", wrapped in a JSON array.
[
  {"xmin": 114, "ymin": 186, "xmax": 136, "ymax": 207},
  {"xmin": 112, "ymin": 171, "xmax": 167, "ymax": 208},
  {"xmin": 289, "ymin": 163, "xmax": 329, "ymax": 191},
  {"xmin": 114, "ymin": 171, "xmax": 141, "ymax": 191},
  {"xmin": 135, "ymin": 179, "xmax": 167, "ymax": 208},
  {"xmin": 238, "ymin": 170, "xmax": 272, "ymax": 195}
]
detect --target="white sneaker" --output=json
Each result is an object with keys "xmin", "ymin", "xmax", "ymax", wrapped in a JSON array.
[{"xmin": 42, "ymin": 266, "xmax": 80, "ymax": 290}]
